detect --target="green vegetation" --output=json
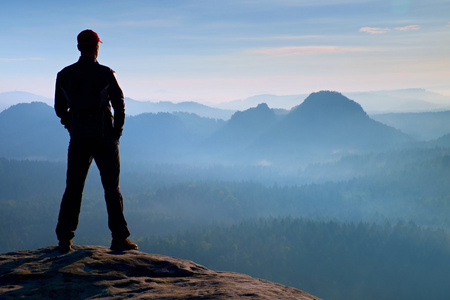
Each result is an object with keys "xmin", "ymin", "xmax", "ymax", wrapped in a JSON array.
[
  {"xmin": 140, "ymin": 218, "xmax": 450, "ymax": 300},
  {"xmin": 1, "ymin": 147, "xmax": 450, "ymax": 299}
]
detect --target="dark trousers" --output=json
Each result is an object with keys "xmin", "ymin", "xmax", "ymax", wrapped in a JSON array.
[{"xmin": 56, "ymin": 136, "xmax": 130, "ymax": 241}]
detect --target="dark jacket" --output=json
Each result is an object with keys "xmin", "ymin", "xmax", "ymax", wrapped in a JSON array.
[{"xmin": 55, "ymin": 56, "xmax": 125, "ymax": 138}]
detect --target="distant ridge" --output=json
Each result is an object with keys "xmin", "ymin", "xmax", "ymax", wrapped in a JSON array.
[
  {"xmin": 0, "ymin": 102, "xmax": 67, "ymax": 160},
  {"xmin": 346, "ymin": 88, "xmax": 450, "ymax": 113},
  {"xmin": 0, "ymin": 91, "xmax": 418, "ymax": 167},
  {"xmin": 0, "ymin": 91, "xmax": 51, "ymax": 112},
  {"xmin": 217, "ymin": 94, "xmax": 306, "ymax": 111},
  {"xmin": 372, "ymin": 110, "xmax": 450, "ymax": 141},
  {"xmin": 215, "ymin": 88, "xmax": 450, "ymax": 112},
  {"xmin": 125, "ymin": 98, "xmax": 235, "ymax": 119},
  {"xmin": 2, "ymin": 88, "xmax": 449, "ymax": 117}
]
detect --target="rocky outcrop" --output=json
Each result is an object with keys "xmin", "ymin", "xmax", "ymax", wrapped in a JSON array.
[{"xmin": 0, "ymin": 246, "xmax": 320, "ymax": 299}]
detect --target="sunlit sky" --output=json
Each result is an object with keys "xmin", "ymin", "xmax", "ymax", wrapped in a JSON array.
[{"xmin": 1, "ymin": 0, "xmax": 449, "ymax": 104}]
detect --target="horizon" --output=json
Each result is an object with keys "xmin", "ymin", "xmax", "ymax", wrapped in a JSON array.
[
  {"xmin": 2, "ymin": 87, "xmax": 450, "ymax": 115},
  {"xmin": 1, "ymin": 1, "xmax": 449, "ymax": 105}
]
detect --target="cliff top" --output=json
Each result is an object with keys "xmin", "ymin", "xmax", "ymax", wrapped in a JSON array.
[{"xmin": 0, "ymin": 245, "xmax": 320, "ymax": 299}]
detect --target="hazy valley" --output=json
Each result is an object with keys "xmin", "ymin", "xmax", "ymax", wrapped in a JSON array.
[{"xmin": 1, "ymin": 90, "xmax": 450, "ymax": 299}]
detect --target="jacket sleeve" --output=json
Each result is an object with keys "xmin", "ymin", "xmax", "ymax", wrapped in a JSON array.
[
  {"xmin": 54, "ymin": 73, "xmax": 71, "ymax": 130},
  {"xmin": 109, "ymin": 71, "xmax": 125, "ymax": 138}
]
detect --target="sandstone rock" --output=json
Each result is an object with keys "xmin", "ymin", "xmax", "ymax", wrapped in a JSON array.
[{"xmin": 0, "ymin": 245, "xmax": 320, "ymax": 299}]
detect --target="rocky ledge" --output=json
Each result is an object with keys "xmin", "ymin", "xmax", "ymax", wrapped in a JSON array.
[{"xmin": 0, "ymin": 245, "xmax": 320, "ymax": 299}]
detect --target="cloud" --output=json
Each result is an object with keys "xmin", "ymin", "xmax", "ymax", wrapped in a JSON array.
[
  {"xmin": 395, "ymin": 25, "xmax": 420, "ymax": 31},
  {"xmin": 360, "ymin": 25, "xmax": 421, "ymax": 34},
  {"xmin": 359, "ymin": 27, "xmax": 390, "ymax": 34},
  {"xmin": 250, "ymin": 46, "xmax": 366, "ymax": 56},
  {"xmin": 238, "ymin": 35, "xmax": 321, "ymax": 42}
]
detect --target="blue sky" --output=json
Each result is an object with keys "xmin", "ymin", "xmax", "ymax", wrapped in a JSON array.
[{"xmin": 1, "ymin": 0, "xmax": 449, "ymax": 104}]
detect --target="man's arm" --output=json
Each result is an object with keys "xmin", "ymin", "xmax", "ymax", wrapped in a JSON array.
[
  {"xmin": 109, "ymin": 71, "xmax": 125, "ymax": 139},
  {"xmin": 54, "ymin": 73, "xmax": 71, "ymax": 131}
]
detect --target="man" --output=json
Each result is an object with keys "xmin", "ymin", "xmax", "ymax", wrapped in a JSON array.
[{"xmin": 54, "ymin": 29, "xmax": 137, "ymax": 252}]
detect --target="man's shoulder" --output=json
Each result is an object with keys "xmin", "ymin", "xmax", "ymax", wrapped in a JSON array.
[
  {"xmin": 58, "ymin": 62, "xmax": 78, "ymax": 75},
  {"xmin": 97, "ymin": 62, "xmax": 115, "ymax": 74},
  {"xmin": 57, "ymin": 60, "xmax": 115, "ymax": 77}
]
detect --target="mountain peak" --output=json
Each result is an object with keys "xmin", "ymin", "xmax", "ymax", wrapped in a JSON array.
[
  {"xmin": 252, "ymin": 91, "xmax": 411, "ymax": 160},
  {"xmin": 295, "ymin": 91, "xmax": 366, "ymax": 118},
  {"xmin": 0, "ymin": 246, "xmax": 319, "ymax": 299},
  {"xmin": 226, "ymin": 102, "xmax": 276, "ymax": 132}
]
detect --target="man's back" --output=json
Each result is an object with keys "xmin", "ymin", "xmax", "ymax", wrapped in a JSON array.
[{"xmin": 55, "ymin": 56, "xmax": 125, "ymax": 139}]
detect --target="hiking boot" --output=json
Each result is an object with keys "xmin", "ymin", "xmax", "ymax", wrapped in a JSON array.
[
  {"xmin": 58, "ymin": 239, "xmax": 73, "ymax": 253},
  {"xmin": 110, "ymin": 238, "xmax": 138, "ymax": 251}
]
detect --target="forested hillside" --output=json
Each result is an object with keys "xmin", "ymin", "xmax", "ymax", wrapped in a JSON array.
[
  {"xmin": 2, "ymin": 143, "xmax": 450, "ymax": 249},
  {"xmin": 1, "ymin": 156, "xmax": 450, "ymax": 299},
  {"xmin": 141, "ymin": 219, "xmax": 450, "ymax": 300}
]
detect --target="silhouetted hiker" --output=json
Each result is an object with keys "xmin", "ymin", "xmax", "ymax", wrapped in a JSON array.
[{"xmin": 54, "ymin": 29, "xmax": 137, "ymax": 253}]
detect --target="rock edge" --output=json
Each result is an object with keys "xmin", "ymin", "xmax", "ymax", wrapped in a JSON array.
[{"xmin": 0, "ymin": 245, "xmax": 320, "ymax": 299}]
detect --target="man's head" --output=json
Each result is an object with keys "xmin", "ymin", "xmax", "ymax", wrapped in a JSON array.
[{"xmin": 77, "ymin": 29, "xmax": 102, "ymax": 58}]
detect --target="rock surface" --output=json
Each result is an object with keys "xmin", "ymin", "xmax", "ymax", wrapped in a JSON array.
[{"xmin": 0, "ymin": 246, "xmax": 320, "ymax": 299}]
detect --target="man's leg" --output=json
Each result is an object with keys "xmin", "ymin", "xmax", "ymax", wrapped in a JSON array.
[
  {"xmin": 56, "ymin": 138, "xmax": 93, "ymax": 242},
  {"xmin": 94, "ymin": 138, "xmax": 131, "ymax": 240}
]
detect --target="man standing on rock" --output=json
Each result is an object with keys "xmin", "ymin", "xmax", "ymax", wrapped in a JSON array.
[{"xmin": 54, "ymin": 29, "xmax": 137, "ymax": 252}]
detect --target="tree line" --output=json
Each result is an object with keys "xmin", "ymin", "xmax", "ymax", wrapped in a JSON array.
[
  {"xmin": 139, "ymin": 218, "xmax": 450, "ymax": 300},
  {"xmin": 1, "ymin": 155, "xmax": 450, "ymax": 299}
]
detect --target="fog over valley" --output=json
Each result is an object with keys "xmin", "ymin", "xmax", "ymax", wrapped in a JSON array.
[{"xmin": 1, "ymin": 90, "xmax": 450, "ymax": 299}]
